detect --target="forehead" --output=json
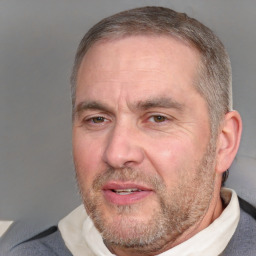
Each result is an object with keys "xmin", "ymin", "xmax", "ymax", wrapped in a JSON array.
[{"xmin": 76, "ymin": 35, "xmax": 202, "ymax": 106}]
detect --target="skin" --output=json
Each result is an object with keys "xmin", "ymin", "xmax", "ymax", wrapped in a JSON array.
[{"xmin": 72, "ymin": 36, "xmax": 242, "ymax": 256}]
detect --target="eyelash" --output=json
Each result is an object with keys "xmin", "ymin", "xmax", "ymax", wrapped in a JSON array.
[
  {"xmin": 83, "ymin": 116, "xmax": 109, "ymax": 125},
  {"xmin": 81, "ymin": 113, "xmax": 172, "ymax": 129},
  {"xmin": 148, "ymin": 115, "xmax": 168, "ymax": 123}
]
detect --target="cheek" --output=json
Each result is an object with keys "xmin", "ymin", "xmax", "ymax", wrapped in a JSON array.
[
  {"xmin": 144, "ymin": 136, "xmax": 200, "ymax": 186},
  {"xmin": 72, "ymin": 131, "xmax": 105, "ymax": 186}
]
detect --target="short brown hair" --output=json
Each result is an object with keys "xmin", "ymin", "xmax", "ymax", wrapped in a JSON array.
[{"xmin": 71, "ymin": 6, "xmax": 232, "ymax": 136}]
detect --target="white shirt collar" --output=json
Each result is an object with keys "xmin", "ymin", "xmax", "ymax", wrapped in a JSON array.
[
  {"xmin": 58, "ymin": 188, "xmax": 240, "ymax": 256},
  {"xmin": 0, "ymin": 221, "xmax": 13, "ymax": 238}
]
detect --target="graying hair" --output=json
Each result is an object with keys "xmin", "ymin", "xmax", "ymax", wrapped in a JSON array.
[{"xmin": 71, "ymin": 6, "xmax": 232, "ymax": 137}]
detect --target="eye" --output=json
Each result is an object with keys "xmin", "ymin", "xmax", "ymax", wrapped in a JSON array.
[
  {"xmin": 82, "ymin": 115, "xmax": 109, "ymax": 126},
  {"xmin": 149, "ymin": 115, "xmax": 168, "ymax": 123},
  {"xmin": 90, "ymin": 116, "xmax": 106, "ymax": 123}
]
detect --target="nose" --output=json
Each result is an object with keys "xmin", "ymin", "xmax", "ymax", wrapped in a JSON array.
[{"xmin": 102, "ymin": 123, "xmax": 144, "ymax": 168}]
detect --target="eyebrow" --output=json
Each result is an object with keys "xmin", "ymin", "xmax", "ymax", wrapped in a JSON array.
[
  {"xmin": 134, "ymin": 97, "xmax": 185, "ymax": 111},
  {"xmin": 74, "ymin": 101, "xmax": 112, "ymax": 117},
  {"xmin": 74, "ymin": 96, "xmax": 184, "ymax": 118}
]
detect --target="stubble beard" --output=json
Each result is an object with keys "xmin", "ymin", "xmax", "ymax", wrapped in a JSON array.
[{"xmin": 76, "ymin": 139, "xmax": 217, "ymax": 254}]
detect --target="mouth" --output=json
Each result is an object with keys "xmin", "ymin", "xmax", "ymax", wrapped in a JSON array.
[
  {"xmin": 102, "ymin": 182, "xmax": 153, "ymax": 205},
  {"xmin": 111, "ymin": 188, "xmax": 142, "ymax": 195}
]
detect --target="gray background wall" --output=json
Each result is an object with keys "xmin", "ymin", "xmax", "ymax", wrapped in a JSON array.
[{"xmin": 0, "ymin": 0, "xmax": 255, "ymax": 229}]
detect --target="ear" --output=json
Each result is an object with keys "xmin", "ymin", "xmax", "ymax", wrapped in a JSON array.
[{"xmin": 215, "ymin": 111, "xmax": 242, "ymax": 174}]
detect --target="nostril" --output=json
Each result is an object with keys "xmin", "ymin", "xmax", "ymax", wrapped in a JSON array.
[{"xmin": 103, "ymin": 144, "xmax": 144, "ymax": 168}]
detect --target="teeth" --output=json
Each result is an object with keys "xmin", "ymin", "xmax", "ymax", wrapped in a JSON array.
[
  {"xmin": 113, "ymin": 188, "xmax": 141, "ymax": 195},
  {"xmin": 115, "ymin": 189, "xmax": 138, "ymax": 192}
]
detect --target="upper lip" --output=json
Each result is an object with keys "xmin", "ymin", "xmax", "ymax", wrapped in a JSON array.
[{"xmin": 102, "ymin": 181, "xmax": 153, "ymax": 191}]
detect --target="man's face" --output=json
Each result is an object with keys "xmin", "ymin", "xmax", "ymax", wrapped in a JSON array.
[{"xmin": 73, "ymin": 36, "xmax": 217, "ymax": 252}]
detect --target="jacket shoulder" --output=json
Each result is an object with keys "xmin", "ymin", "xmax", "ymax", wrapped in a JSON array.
[
  {"xmin": 223, "ymin": 198, "xmax": 256, "ymax": 256},
  {"xmin": 1, "ymin": 224, "xmax": 72, "ymax": 256}
]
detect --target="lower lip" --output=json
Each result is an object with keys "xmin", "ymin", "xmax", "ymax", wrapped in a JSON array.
[{"xmin": 103, "ymin": 190, "xmax": 152, "ymax": 205}]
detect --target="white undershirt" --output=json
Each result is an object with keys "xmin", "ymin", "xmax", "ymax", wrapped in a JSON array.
[{"xmin": 58, "ymin": 188, "xmax": 240, "ymax": 256}]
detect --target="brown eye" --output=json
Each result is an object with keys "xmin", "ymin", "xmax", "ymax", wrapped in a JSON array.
[
  {"xmin": 91, "ymin": 116, "xmax": 105, "ymax": 123},
  {"xmin": 152, "ymin": 115, "xmax": 167, "ymax": 123}
]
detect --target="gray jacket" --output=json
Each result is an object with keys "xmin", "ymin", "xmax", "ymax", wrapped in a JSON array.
[{"xmin": 1, "ymin": 199, "xmax": 256, "ymax": 256}]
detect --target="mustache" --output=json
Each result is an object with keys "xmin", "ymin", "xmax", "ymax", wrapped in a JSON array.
[{"xmin": 92, "ymin": 167, "xmax": 166, "ymax": 192}]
